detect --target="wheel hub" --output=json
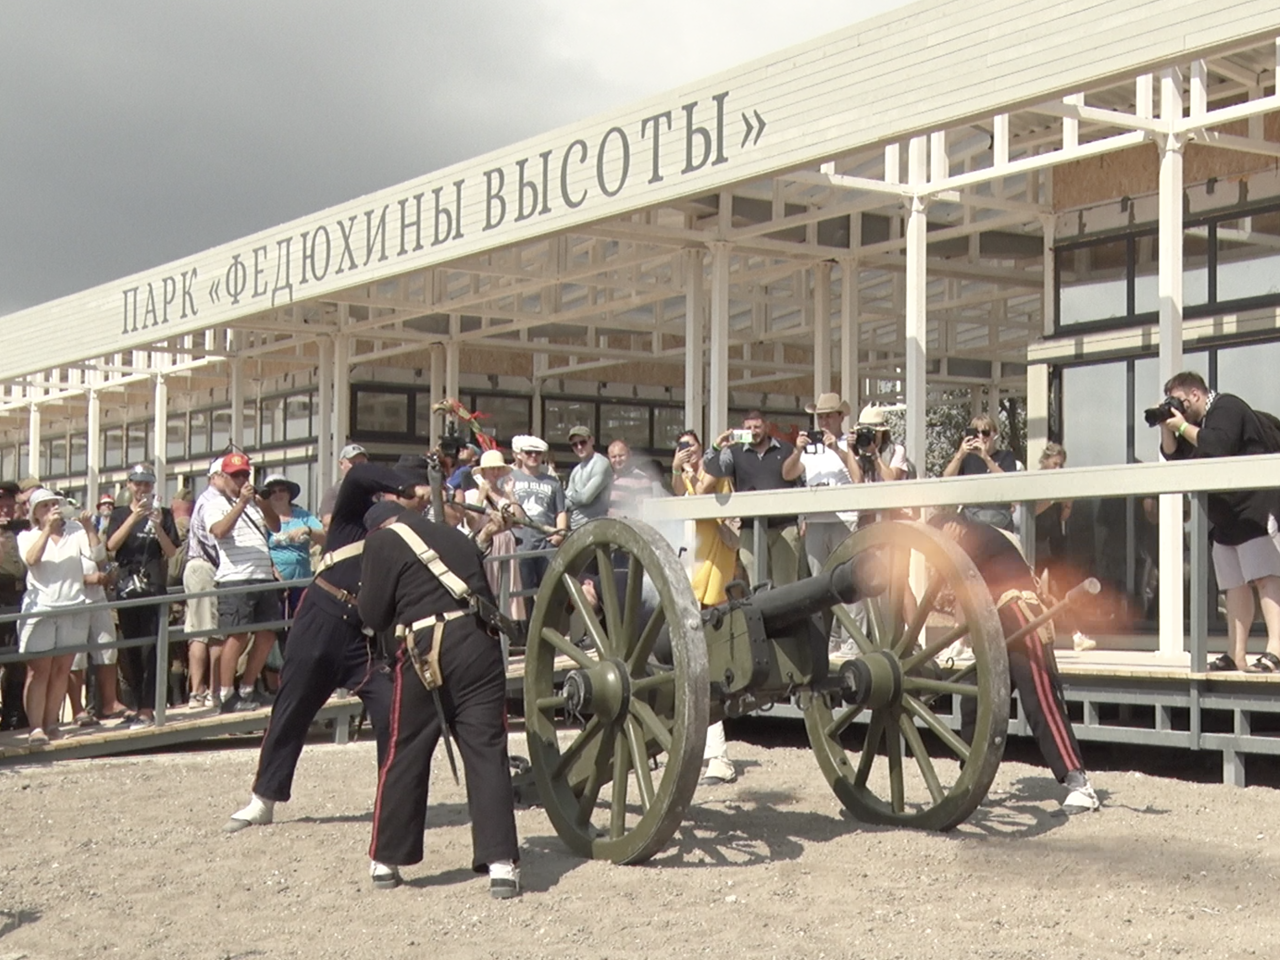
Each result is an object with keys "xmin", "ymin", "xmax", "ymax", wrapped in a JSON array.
[
  {"xmin": 839, "ymin": 649, "xmax": 903, "ymax": 709},
  {"xmin": 563, "ymin": 659, "xmax": 631, "ymax": 723}
]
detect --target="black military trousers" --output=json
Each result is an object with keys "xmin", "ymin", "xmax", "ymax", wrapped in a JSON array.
[
  {"xmin": 369, "ymin": 622, "xmax": 518, "ymax": 871},
  {"xmin": 962, "ymin": 601, "xmax": 1086, "ymax": 782},
  {"xmin": 253, "ymin": 588, "xmax": 392, "ymax": 803}
]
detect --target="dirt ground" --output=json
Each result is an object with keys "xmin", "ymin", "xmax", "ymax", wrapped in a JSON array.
[{"xmin": 2, "ymin": 727, "xmax": 1279, "ymax": 960}]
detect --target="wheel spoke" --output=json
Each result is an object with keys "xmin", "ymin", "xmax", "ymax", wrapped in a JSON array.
[
  {"xmin": 625, "ymin": 604, "xmax": 667, "ymax": 675},
  {"xmin": 629, "ymin": 699, "xmax": 673, "ymax": 753},
  {"xmin": 596, "ymin": 546, "xmax": 624, "ymax": 645},
  {"xmin": 823, "ymin": 702, "xmax": 866, "ymax": 739},
  {"xmin": 898, "ymin": 711, "xmax": 945, "ymax": 805},
  {"xmin": 534, "ymin": 694, "xmax": 568, "ymax": 712},
  {"xmin": 625, "ymin": 716, "xmax": 656, "ymax": 812},
  {"xmin": 561, "ymin": 575, "xmax": 611, "ymax": 659},
  {"xmin": 947, "ymin": 660, "xmax": 979, "ymax": 687},
  {"xmin": 609, "ymin": 729, "xmax": 630, "ymax": 839},
  {"xmin": 865, "ymin": 592, "xmax": 889, "ymax": 650},
  {"xmin": 539, "ymin": 627, "xmax": 594, "ymax": 670},
  {"xmin": 852, "ymin": 711, "xmax": 885, "ymax": 790},
  {"xmin": 831, "ymin": 606, "xmax": 874, "ymax": 655},
  {"xmin": 553, "ymin": 715, "xmax": 603, "ymax": 780},
  {"xmin": 576, "ymin": 762, "xmax": 604, "ymax": 827},
  {"xmin": 885, "ymin": 713, "xmax": 905, "ymax": 813},
  {"xmin": 902, "ymin": 676, "xmax": 981, "ymax": 699},
  {"xmin": 620, "ymin": 553, "xmax": 644, "ymax": 655},
  {"xmin": 900, "ymin": 621, "xmax": 971, "ymax": 674},
  {"xmin": 902, "ymin": 694, "xmax": 971, "ymax": 763},
  {"xmin": 630, "ymin": 671, "xmax": 675, "ymax": 696},
  {"xmin": 895, "ymin": 571, "xmax": 942, "ymax": 658},
  {"xmin": 883, "ymin": 543, "xmax": 904, "ymax": 651}
]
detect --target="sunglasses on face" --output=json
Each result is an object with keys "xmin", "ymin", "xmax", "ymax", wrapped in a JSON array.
[
  {"xmin": 229, "ymin": 471, "xmax": 251, "ymax": 480},
  {"xmin": 971, "ymin": 429, "xmax": 992, "ymax": 438},
  {"xmin": 570, "ymin": 439, "xmax": 590, "ymax": 449}
]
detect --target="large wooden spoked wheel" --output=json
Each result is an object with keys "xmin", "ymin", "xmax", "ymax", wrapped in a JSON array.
[
  {"xmin": 804, "ymin": 520, "xmax": 1009, "ymax": 830},
  {"xmin": 523, "ymin": 518, "xmax": 708, "ymax": 864}
]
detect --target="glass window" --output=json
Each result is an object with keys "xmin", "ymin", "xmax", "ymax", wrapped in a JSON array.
[
  {"xmin": 17, "ymin": 444, "xmax": 29, "ymax": 479},
  {"xmin": 48, "ymin": 438, "xmax": 67, "ymax": 477},
  {"xmin": 414, "ymin": 392, "xmax": 435, "ymax": 439},
  {"xmin": 260, "ymin": 396, "xmax": 284, "ymax": 446},
  {"xmin": 102, "ymin": 427, "xmax": 124, "ymax": 468},
  {"xmin": 1132, "ymin": 352, "xmax": 1210, "ymax": 465},
  {"xmin": 210, "ymin": 407, "xmax": 232, "ymax": 452},
  {"xmin": 1058, "ymin": 239, "xmax": 1128, "ymax": 326},
  {"xmin": 544, "ymin": 399, "xmax": 596, "ymax": 441},
  {"xmin": 166, "ymin": 415, "xmax": 186, "ymax": 460},
  {"xmin": 1184, "ymin": 227, "xmax": 1210, "ymax": 308},
  {"xmin": 285, "ymin": 394, "xmax": 313, "ymax": 441},
  {"xmin": 468, "ymin": 394, "xmax": 531, "ymax": 445},
  {"xmin": 1216, "ymin": 211, "xmax": 1280, "ymax": 302},
  {"xmin": 241, "ymin": 400, "xmax": 258, "ymax": 449},
  {"xmin": 1132, "ymin": 231, "xmax": 1210, "ymax": 314},
  {"xmin": 70, "ymin": 434, "xmax": 87, "ymax": 474},
  {"xmin": 653, "ymin": 406, "xmax": 687, "ymax": 450},
  {"xmin": 280, "ymin": 462, "xmax": 315, "ymax": 511},
  {"xmin": 355, "ymin": 390, "xmax": 409, "ymax": 435},
  {"xmin": 125, "ymin": 422, "xmax": 149, "ymax": 466},
  {"xmin": 189, "ymin": 411, "xmax": 209, "ymax": 457},
  {"xmin": 0, "ymin": 445, "xmax": 14, "ymax": 478},
  {"xmin": 1062, "ymin": 362, "xmax": 1127, "ymax": 466},
  {"xmin": 1218, "ymin": 341, "xmax": 1280, "ymax": 420},
  {"xmin": 600, "ymin": 403, "xmax": 649, "ymax": 449}
]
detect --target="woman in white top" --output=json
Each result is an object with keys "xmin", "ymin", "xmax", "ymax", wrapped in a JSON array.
[
  {"xmin": 16, "ymin": 488, "xmax": 102, "ymax": 745},
  {"xmin": 463, "ymin": 450, "xmax": 527, "ymax": 622}
]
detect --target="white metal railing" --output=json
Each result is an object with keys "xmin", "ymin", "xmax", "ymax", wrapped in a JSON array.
[{"xmin": 641, "ymin": 454, "xmax": 1280, "ymax": 672}]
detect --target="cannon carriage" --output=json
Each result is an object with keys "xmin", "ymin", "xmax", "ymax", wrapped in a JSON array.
[{"xmin": 519, "ymin": 516, "xmax": 1015, "ymax": 864}]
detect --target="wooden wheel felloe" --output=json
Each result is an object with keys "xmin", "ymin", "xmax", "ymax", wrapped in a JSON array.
[
  {"xmin": 803, "ymin": 521, "xmax": 1010, "ymax": 831},
  {"xmin": 523, "ymin": 518, "xmax": 708, "ymax": 864}
]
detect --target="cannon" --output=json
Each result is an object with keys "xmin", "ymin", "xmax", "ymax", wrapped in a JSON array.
[{"xmin": 521, "ymin": 517, "xmax": 1013, "ymax": 864}]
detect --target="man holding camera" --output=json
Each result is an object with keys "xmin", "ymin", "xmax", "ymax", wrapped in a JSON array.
[
  {"xmin": 105, "ymin": 464, "xmax": 179, "ymax": 727},
  {"xmin": 706, "ymin": 411, "xmax": 804, "ymax": 586},
  {"xmin": 1159, "ymin": 371, "xmax": 1280, "ymax": 673},
  {"xmin": 792, "ymin": 394, "xmax": 859, "ymax": 576},
  {"xmin": 943, "ymin": 414, "xmax": 1022, "ymax": 531}
]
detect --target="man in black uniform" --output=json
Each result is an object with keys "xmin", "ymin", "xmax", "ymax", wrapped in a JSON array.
[
  {"xmin": 930, "ymin": 511, "xmax": 1100, "ymax": 813},
  {"xmin": 222, "ymin": 461, "xmax": 409, "ymax": 833},
  {"xmin": 357, "ymin": 506, "xmax": 520, "ymax": 898}
]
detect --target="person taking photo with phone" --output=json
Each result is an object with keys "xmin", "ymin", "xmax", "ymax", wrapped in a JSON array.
[{"xmin": 942, "ymin": 414, "xmax": 1023, "ymax": 531}]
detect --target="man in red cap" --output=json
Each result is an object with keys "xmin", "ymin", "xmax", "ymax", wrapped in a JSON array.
[{"xmin": 203, "ymin": 452, "xmax": 280, "ymax": 712}]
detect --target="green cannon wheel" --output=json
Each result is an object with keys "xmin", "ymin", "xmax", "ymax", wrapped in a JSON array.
[
  {"xmin": 804, "ymin": 520, "xmax": 1010, "ymax": 830},
  {"xmin": 523, "ymin": 518, "xmax": 708, "ymax": 864}
]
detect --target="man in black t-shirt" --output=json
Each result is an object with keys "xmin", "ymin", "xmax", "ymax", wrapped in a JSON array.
[
  {"xmin": 1160, "ymin": 370, "xmax": 1280, "ymax": 673},
  {"xmin": 106, "ymin": 464, "xmax": 179, "ymax": 727}
]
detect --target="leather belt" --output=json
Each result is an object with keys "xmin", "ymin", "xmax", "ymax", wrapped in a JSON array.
[{"xmin": 312, "ymin": 576, "xmax": 357, "ymax": 606}]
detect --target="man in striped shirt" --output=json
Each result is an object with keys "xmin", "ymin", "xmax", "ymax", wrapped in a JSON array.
[{"xmin": 204, "ymin": 452, "xmax": 281, "ymax": 713}]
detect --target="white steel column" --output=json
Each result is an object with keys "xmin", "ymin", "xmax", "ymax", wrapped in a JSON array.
[
  {"xmin": 228, "ymin": 360, "xmax": 244, "ymax": 451},
  {"xmin": 708, "ymin": 242, "xmax": 731, "ymax": 440},
  {"xmin": 840, "ymin": 259, "xmax": 860, "ymax": 410},
  {"xmin": 153, "ymin": 375, "xmax": 168, "ymax": 498},
  {"xmin": 429, "ymin": 344, "xmax": 444, "ymax": 447},
  {"xmin": 445, "ymin": 315, "xmax": 461, "ymax": 438},
  {"xmin": 27, "ymin": 403, "xmax": 40, "ymax": 479},
  {"xmin": 812, "ymin": 262, "xmax": 832, "ymax": 399},
  {"xmin": 1158, "ymin": 66, "xmax": 1187, "ymax": 658},
  {"xmin": 1026, "ymin": 364, "xmax": 1049, "ymax": 468},
  {"xmin": 903, "ymin": 136, "xmax": 929, "ymax": 470},
  {"xmin": 86, "ymin": 389, "xmax": 101, "ymax": 505},
  {"xmin": 684, "ymin": 248, "xmax": 706, "ymax": 438},
  {"xmin": 316, "ymin": 336, "xmax": 334, "ymax": 505},
  {"xmin": 331, "ymin": 332, "xmax": 351, "ymax": 486}
]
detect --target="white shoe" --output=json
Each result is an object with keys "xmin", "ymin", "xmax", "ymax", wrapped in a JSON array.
[
  {"xmin": 699, "ymin": 756, "xmax": 737, "ymax": 786},
  {"xmin": 488, "ymin": 859, "xmax": 521, "ymax": 899},
  {"xmin": 223, "ymin": 794, "xmax": 275, "ymax": 833},
  {"xmin": 370, "ymin": 860, "xmax": 402, "ymax": 890},
  {"xmin": 1062, "ymin": 783, "xmax": 1100, "ymax": 813},
  {"xmin": 1073, "ymin": 631, "xmax": 1097, "ymax": 652}
]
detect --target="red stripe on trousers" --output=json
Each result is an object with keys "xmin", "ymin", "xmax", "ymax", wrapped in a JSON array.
[
  {"xmin": 368, "ymin": 651, "xmax": 404, "ymax": 858},
  {"xmin": 1023, "ymin": 629, "xmax": 1081, "ymax": 773}
]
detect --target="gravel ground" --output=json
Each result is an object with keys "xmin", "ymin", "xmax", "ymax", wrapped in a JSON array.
[{"xmin": 2, "ymin": 730, "xmax": 1279, "ymax": 960}]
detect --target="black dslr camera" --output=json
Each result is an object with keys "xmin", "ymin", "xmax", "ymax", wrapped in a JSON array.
[
  {"xmin": 854, "ymin": 427, "xmax": 877, "ymax": 453},
  {"xmin": 1143, "ymin": 395, "xmax": 1187, "ymax": 427}
]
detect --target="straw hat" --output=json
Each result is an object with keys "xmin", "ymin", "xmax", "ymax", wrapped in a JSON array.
[
  {"xmin": 477, "ymin": 450, "xmax": 511, "ymax": 473},
  {"xmin": 804, "ymin": 392, "xmax": 851, "ymax": 416},
  {"xmin": 856, "ymin": 403, "xmax": 889, "ymax": 427}
]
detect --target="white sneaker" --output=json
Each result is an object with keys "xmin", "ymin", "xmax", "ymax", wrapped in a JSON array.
[
  {"xmin": 1073, "ymin": 631, "xmax": 1097, "ymax": 652},
  {"xmin": 370, "ymin": 860, "xmax": 402, "ymax": 890},
  {"xmin": 699, "ymin": 756, "xmax": 737, "ymax": 786},
  {"xmin": 223, "ymin": 794, "xmax": 275, "ymax": 833},
  {"xmin": 488, "ymin": 859, "xmax": 520, "ymax": 899},
  {"xmin": 1062, "ymin": 783, "xmax": 1100, "ymax": 813}
]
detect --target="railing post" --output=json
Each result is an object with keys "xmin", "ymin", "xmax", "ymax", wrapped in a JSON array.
[
  {"xmin": 153, "ymin": 601, "xmax": 170, "ymax": 728},
  {"xmin": 752, "ymin": 517, "xmax": 766, "ymax": 586},
  {"xmin": 1188, "ymin": 491, "xmax": 1209, "ymax": 671}
]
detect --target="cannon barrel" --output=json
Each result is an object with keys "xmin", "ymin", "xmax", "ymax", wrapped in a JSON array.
[{"xmin": 731, "ymin": 551, "xmax": 887, "ymax": 633}]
